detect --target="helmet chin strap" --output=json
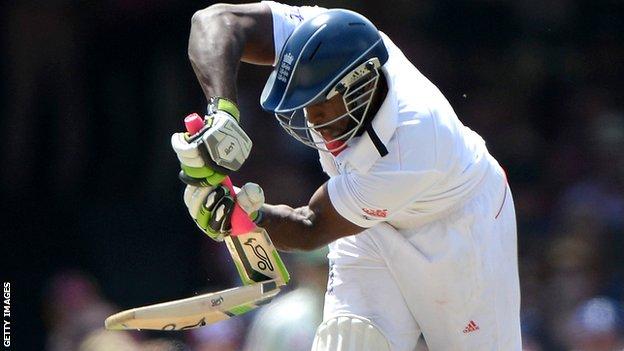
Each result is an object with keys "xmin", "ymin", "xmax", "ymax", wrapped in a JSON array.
[
  {"xmin": 322, "ymin": 124, "xmax": 386, "ymax": 157},
  {"xmin": 365, "ymin": 123, "xmax": 388, "ymax": 157},
  {"xmin": 355, "ymin": 69, "xmax": 389, "ymax": 157},
  {"xmin": 322, "ymin": 125, "xmax": 386, "ymax": 157}
]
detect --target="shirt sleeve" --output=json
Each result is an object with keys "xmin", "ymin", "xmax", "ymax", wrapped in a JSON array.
[
  {"xmin": 261, "ymin": 1, "xmax": 327, "ymax": 66},
  {"xmin": 327, "ymin": 169, "xmax": 443, "ymax": 228}
]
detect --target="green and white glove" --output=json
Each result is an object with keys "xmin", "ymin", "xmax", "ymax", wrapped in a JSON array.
[
  {"xmin": 183, "ymin": 182, "xmax": 265, "ymax": 241},
  {"xmin": 171, "ymin": 97, "xmax": 253, "ymax": 187}
]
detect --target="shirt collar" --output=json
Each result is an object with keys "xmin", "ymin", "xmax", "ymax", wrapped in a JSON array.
[{"xmin": 335, "ymin": 66, "xmax": 398, "ymax": 173}]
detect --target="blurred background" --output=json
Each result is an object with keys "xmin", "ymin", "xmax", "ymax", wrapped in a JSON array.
[{"xmin": 1, "ymin": 0, "xmax": 622, "ymax": 350}]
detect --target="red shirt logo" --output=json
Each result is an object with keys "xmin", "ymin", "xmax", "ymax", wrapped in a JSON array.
[{"xmin": 362, "ymin": 208, "xmax": 388, "ymax": 218}]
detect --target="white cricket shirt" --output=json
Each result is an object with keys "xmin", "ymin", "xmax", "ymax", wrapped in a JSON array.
[{"xmin": 264, "ymin": 1, "xmax": 493, "ymax": 229}]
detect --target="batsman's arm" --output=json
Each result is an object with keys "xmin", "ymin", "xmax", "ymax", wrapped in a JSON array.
[
  {"xmin": 258, "ymin": 183, "xmax": 366, "ymax": 252},
  {"xmin": 188, "ymin": 3, "xmax": 274, "ymax": 102}
]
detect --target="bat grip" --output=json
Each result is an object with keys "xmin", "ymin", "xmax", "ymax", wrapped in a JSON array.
[
  {"xmin": 184, "ymin": 113, "xmax": 256, "ymax": 236},
  {"xmin": 220, "ymin": 177, "xmax": 257, "ymax": 236}
]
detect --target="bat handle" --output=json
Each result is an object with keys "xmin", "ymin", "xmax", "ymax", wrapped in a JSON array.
[
  {"xmin": 184, "ymin": 113, "xmax": 256, "ymax": 236},
  {"xmin": 220, "ymin": 177, "xmax": 257, "ymax": 235}
]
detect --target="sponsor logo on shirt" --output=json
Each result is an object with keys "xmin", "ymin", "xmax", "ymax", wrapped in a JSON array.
[
  {"xmin": 288, "ymin": 9, "xmax": 303, "ymax": 22},
  {"xmin": 362, "ymin": 208, "xmax": 388, "ymax": 218},
  {"xmin": 462, "ymin": 320, "xmax": 480, "ymax": 334}
]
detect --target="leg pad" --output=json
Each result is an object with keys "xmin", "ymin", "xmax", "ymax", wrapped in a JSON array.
[{"xmin": 311, "ymin": 314, "xmax": 391, "ymax": 351}]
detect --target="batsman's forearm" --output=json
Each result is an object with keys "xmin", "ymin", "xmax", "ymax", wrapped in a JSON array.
[
  {"xmin": 188, "ymin": 6, "xmax": 245, "ymax": 102},
  {"xmin": 259, "ymin": 204, "xmax": 332, "ymax": 252}
]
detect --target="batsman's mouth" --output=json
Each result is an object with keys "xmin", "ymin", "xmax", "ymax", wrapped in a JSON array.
[{"xmin": 315, "ymin": 127, "xmax": 341, "ymax": 141}]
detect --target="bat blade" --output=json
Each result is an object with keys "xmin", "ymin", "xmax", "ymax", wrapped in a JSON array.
[{"xmin": 105, "ymin": 279, "xmax": 280, "ymax": 331}]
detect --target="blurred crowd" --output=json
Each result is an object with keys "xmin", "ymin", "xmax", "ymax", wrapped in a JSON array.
[{"xmin": 1, "ymin": 0, "xmax": 622, "ymax": 350}]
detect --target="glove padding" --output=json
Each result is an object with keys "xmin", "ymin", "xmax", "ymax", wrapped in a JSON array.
[
  {"xmin": 184, "ymin": 182, "xmax": 265, "ymax": 241},
  {"xmin": 171, "ymin": 110, "xmax": 252, "ymax": 186}
]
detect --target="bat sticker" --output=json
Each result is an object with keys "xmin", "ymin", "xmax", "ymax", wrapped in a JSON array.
[
  {"xmin": 211, "ymin": 296, "xmax": 224, "ymax": 307},
  {"xmin": 161, "ymin": 317, "xmax": 207, "ymax": 331},
  {"xmin": 244, "ymin": 238, "xmax": 274, "ymax": 271}
]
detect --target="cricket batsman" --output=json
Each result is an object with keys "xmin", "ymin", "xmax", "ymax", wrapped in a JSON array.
[{"xmin": 171, "ymin": 2, "xmax": 522, "ymax": 350}]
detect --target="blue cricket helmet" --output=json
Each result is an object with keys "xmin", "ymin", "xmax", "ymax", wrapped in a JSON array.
[
  {"xmin": 261, "ymin": 9, "xmax": 388, "ymax": 112},
  {"xmin": 260, "ymin": 9, "xmax": 389, "ymax": 153}
]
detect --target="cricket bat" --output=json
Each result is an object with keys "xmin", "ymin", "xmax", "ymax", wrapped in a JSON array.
[
  {"xmin": 105, "ymin": 279, "xmax": 280, "ymax": 330},
  {"xmin": 183, "ymin": 113, "xmax": 290, "ymax": 286},
  {"xmin": 104, "ymin": 113, "xmax": 289, "ymax": 331}
]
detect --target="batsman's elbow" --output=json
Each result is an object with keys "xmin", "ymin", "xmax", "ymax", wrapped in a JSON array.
[
  {"xmin": 190, "ymin": 4, "xmax": 238, "ymax": 30},
  {"xmin": 188, "ymin": 4, "xmax": 239, "ymax": 58}
]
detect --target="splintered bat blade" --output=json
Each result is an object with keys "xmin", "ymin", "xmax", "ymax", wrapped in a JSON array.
[{"xmin": 105, "ymin": 279, "xmax": 280, "ymax": 331}]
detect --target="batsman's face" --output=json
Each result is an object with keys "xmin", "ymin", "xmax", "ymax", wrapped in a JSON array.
[{"xmin": 304, "ymin": 94, "xmax": 349, "ymax": 141}]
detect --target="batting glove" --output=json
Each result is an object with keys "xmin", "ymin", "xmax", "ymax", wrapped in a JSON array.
[
  {"xmin": 171, "ymin": 97, "xmax": 253, "ymax": 187},
  {"xmin": 184, "ymin": 182, "xmax": 265, "ymax": 241}
]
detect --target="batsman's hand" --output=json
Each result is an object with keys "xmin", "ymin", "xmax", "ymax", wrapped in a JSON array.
[
  {"xmin": 171, "ymin": 98, "xmax": 252, "ymax": 187},
  {"xmin": 184, "ymin": 182, "xmax": 265, "ymax": 241}
]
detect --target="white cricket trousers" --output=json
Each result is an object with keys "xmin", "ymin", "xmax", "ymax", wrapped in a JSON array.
[{"xmin": 323, "ymin": 161, "xmax": 521, "ymax": 351}]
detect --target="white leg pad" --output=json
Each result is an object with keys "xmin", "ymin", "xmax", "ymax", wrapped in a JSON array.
[{"xmin": 311, "ymin": 314, "xmax": 391, "ymax": 351}]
